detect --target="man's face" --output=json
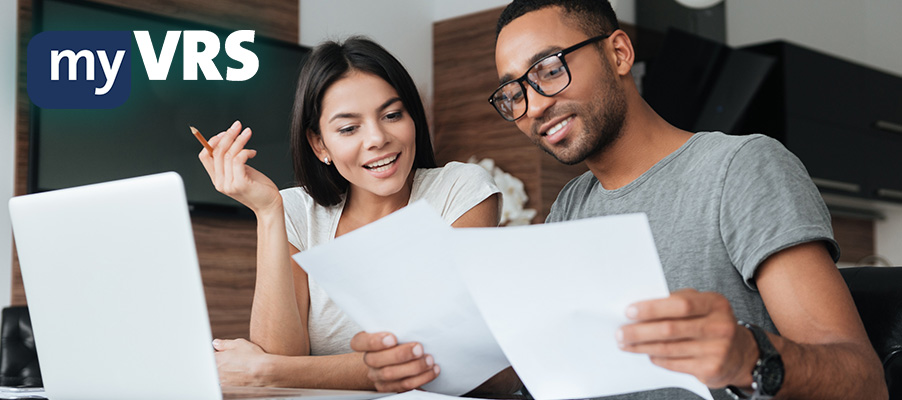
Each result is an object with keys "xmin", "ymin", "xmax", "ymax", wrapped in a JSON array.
[{"xmin": 494, "ymin": 7, "xmax": 626, "ymax": 165}]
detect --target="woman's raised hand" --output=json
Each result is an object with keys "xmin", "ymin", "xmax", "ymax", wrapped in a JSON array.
[{"xmin": 198, "ymin": 120, "xmax": 282, "ymax": 215}]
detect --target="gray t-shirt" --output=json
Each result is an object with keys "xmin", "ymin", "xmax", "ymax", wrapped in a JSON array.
[{"xmin": 546, "ymin": 132, "xmax": 839, "ymax": 400}]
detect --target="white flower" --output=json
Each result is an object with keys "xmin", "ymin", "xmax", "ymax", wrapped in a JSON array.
[{"xmin": 468, "ymin": 157, "xmax": 537, "ymax": 226}]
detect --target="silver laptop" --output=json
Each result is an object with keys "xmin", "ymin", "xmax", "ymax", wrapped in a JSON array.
[{"xmin": 9, "ymin": 172, "xmax": 388, "ymax": 400}]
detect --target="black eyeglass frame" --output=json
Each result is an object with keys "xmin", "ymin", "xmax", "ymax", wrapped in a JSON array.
[{"xmin": 488, "ymin": 33, "xmax": 612, "ymax": 121}]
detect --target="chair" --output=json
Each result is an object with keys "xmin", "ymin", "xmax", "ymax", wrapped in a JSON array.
[
  {"xmin": 0, "ymin": 306, "xmax": 42, "ymax": 387},
  {"xmin": 840, "ymin": 266, "xmax": 902, "ymax": 399}
]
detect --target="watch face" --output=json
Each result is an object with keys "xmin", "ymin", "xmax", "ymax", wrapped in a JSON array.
[{"xmin": 757, "ymin": 356, "xmax": 785, "ymax": 395}]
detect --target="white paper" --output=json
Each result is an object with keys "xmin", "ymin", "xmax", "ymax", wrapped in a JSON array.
[
  {"xmin": 452, "ymin": 213, "xmax": 714, "ymax": 400},
  {"xmin": 292, "ymin": 201, "xmax": 510, "ymax": 395}
]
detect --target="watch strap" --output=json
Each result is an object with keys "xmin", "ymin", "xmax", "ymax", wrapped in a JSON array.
[
  {"xmin": 743, "ymin": 321, "xmax": 777, "ymax": 358},
  {"xmin": 724, "ymin": 321, "xmax": 782, "ymax": 400},
  {"xmin": 725, "ymin": 385, "xmax": 750, "ymax": 399}
]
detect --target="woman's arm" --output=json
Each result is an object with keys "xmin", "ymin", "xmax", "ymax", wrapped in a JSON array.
[
  {"xmin": 214, "ymin": 339, "xmax": 375, "ymax": 389},
  {"xmin": 200, "ymin": 121, "xmax": 380, "ymax": 389},
  {"xmin": 247, "ymin": 217, "xmax": 309, "ymax": 356},
  {"xmin": 199, "ymin": 121, "xmax": 310, "ymax": 357},
  {"xmin": 450, "ymin": 193, "xmax": 500, "ymax": 229}
]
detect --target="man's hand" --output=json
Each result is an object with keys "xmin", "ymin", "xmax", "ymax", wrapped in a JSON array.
[
  {"xmin": 350, "ymin": 331, "xmax": 440, "ymax": 392},
  {"xmin": 616, "ymin": 289, "xmax": 759, "ymax": 388}
]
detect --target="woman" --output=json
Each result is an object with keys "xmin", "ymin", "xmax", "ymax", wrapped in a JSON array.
[{"xmin": 198, "ymin": 37, "xmax": 505, "ymax": 391}]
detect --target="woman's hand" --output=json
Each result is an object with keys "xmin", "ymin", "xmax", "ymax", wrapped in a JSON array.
[
  {"xmin": 198, "ymin": 120, "xmax": 281, "ymax": 215},
  {"xmin": 350, "ymin": 331, "xmax": 440, "ymax": 392},
  {"xmin": 213, "ymin": 338, "xmax": 275, "ymax": 386}
]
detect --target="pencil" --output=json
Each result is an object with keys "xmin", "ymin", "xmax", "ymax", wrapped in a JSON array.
[{"xmin": 190, "ymin": 126, "xmax": 214, "ymax": 155}]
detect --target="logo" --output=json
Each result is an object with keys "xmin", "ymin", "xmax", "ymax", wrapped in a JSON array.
[
  {"xmin": 27, "ymin": 31, "xmax": 131, "ymax": 109},
  {"xmin": 27, "ymin": 30, "xmax": 258, "ymax": 109}
]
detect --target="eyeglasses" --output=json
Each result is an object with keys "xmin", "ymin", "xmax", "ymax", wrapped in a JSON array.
[{"xmin": 488, "ymin": 33, "xmax": 611, "ymax": 121}]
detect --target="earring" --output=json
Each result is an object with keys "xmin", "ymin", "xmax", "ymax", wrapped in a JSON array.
[{"xmin": 323, "ymin": 157, "xmax": 331, "ymax": 165}]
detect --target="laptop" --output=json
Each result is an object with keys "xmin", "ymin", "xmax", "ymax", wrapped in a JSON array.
[{"xmin": 8, "ymin": 172, "xmax": 389, "ymax": 400}]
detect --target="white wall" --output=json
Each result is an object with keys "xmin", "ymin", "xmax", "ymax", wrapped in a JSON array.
[
  {"xmin": 1, "ymin": 0, "xmax": 17, "ymax": 307},
  {"xmin": 299, "ymin": 0, "xmax": 434, "ymax": 103},
  {"xmin": 726, "ymin": 0, "xmax": 902, "ymax": 80},
  {"xmin": 433, "ymin": 0, "xmax": 511, "ymax": 22},
  {"xmin": 727, "ymin": 0, "xmax": 902, "ymax": 264}
]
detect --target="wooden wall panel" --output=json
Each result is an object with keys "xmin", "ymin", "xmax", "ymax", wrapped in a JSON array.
[
  {"xmin": 11, "ymin": 0, "xmax": 35, "ymax": 310},
  {"xmin": 81, "ymin": 0, "xmax": 297, "ymax": 43},
  {"xmin": 193, "ymin": 216, "xmax": 257, "ymax": 338},
  {"xmin": 11, "ymin": 0, "xmax": 297, "ymax": 340},
  {"xmin": 832, "ymin": 216, "xmax": 875, "ymax": 265},
  {"xmin": 14, "ymin": 1, "xmax": 31, "ymax": 199}
]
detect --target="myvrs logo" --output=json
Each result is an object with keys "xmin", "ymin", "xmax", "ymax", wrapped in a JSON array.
[
  {"xmin": 27, "ymin": 30, "xmax": 258, "ymax": 109},
  {"xmin": 28, "ymin": 31, "xmax": 131, "ymax": 109}
]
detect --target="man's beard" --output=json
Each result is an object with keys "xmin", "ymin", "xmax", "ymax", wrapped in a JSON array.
[{"xmin": 532, "ymin": 68, "xmax": 627, "ymax": 165}]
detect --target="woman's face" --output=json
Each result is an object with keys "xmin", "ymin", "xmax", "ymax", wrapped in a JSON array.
[{"xmin": 310, "ymin": 71, "xmax": 417, "ymax": 198}]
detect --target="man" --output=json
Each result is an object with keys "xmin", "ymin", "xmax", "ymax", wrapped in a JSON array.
[{"xmin": 351, "ymin": 1, "xmax": 887, "ymax": 399}]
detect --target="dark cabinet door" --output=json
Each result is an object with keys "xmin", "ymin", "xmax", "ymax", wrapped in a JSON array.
[
  {"xmin": 863, "ymin": 67, "xmax": 902, "ymax": 200},
  {"xmin": 743, "ymin": 41, "xmax": 902, "ymax": 204},
  {"xmin": 782, "ymin": 44, "xmax": 867, "ymax": 130},
  {"xmin": 785, "ymin": 117, "xmax": 869, "ymax": 198},
  {"xmin": 867, "ymin": 126, "xmax": 902, "ymax": 200}
]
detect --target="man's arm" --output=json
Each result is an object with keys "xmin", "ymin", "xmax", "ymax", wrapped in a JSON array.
[
  {"xmin": 755, "ymin": 241, "xmax": 885, "ymax": 398},
  {"xmin": 617, "ymin": 241, "xmax": 887, "ymax": 399}
]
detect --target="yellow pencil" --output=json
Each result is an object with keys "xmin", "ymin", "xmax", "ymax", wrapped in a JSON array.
[{"xmin": 190, "ymin": 126, "xmax": 214, "ymax": 155}]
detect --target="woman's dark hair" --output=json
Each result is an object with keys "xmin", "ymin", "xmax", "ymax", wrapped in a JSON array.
[{"xmin": 290, "ymin": 37, "xmax": 437, "ymax": 207}]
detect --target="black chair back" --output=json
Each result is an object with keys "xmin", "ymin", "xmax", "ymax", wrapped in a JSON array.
[
  {"xmin": 0, "ymin": 306, "xmax": 43, "ymax": 387},
  {"xmin": 840, "ymin": 266, "xmax": 902, "ymax": 399}
]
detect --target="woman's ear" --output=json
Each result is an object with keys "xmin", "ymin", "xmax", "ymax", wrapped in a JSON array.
[{"xmin": 306, "ymin": 129, "xmax": 329, "ymax": 161}]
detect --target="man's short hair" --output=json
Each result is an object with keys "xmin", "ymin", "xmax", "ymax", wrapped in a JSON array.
[{"xmin": 496, "ymin": 0, "xmax": 620, "ymax": 40}]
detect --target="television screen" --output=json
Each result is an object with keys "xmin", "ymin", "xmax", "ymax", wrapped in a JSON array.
[{"xmin": 29, "ymin": 0, "xmax": 309, "ymax": 215}]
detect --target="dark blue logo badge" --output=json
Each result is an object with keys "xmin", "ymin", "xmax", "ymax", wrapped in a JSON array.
[{"xmin": 27, "ymin": 31, "xmax": 131, "ymax": 109}]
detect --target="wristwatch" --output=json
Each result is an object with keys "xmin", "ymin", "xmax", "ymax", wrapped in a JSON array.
[{"xmin": 725, "ymin": 321, "xmax": 784, "ymax": 400}]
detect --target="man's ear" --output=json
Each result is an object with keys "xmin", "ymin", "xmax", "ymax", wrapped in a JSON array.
[
  {"xmin": 306, "ymin": 129, "xmax": 329, "ymax": 161},
  {"xmin": 609, "ymin": 29, "xmax": 635, "ymax": 76}
]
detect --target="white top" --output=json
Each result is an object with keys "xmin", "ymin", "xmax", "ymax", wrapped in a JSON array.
[{"xmin": 280, "ymin": 161, "xmax": 501, "ymax": 355}]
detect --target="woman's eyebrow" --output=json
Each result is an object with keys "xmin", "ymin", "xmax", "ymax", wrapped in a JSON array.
[
  {"xmin": 377, "ymin": 97, "xmax": 402, "ymax": 113},
  {"xmin": 328, "ymin": 97, "xmax": 402, "ymax": 123},
  {"xmin": 328, "ymin": 112, "xmax": 361, "ymax": 123}
]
